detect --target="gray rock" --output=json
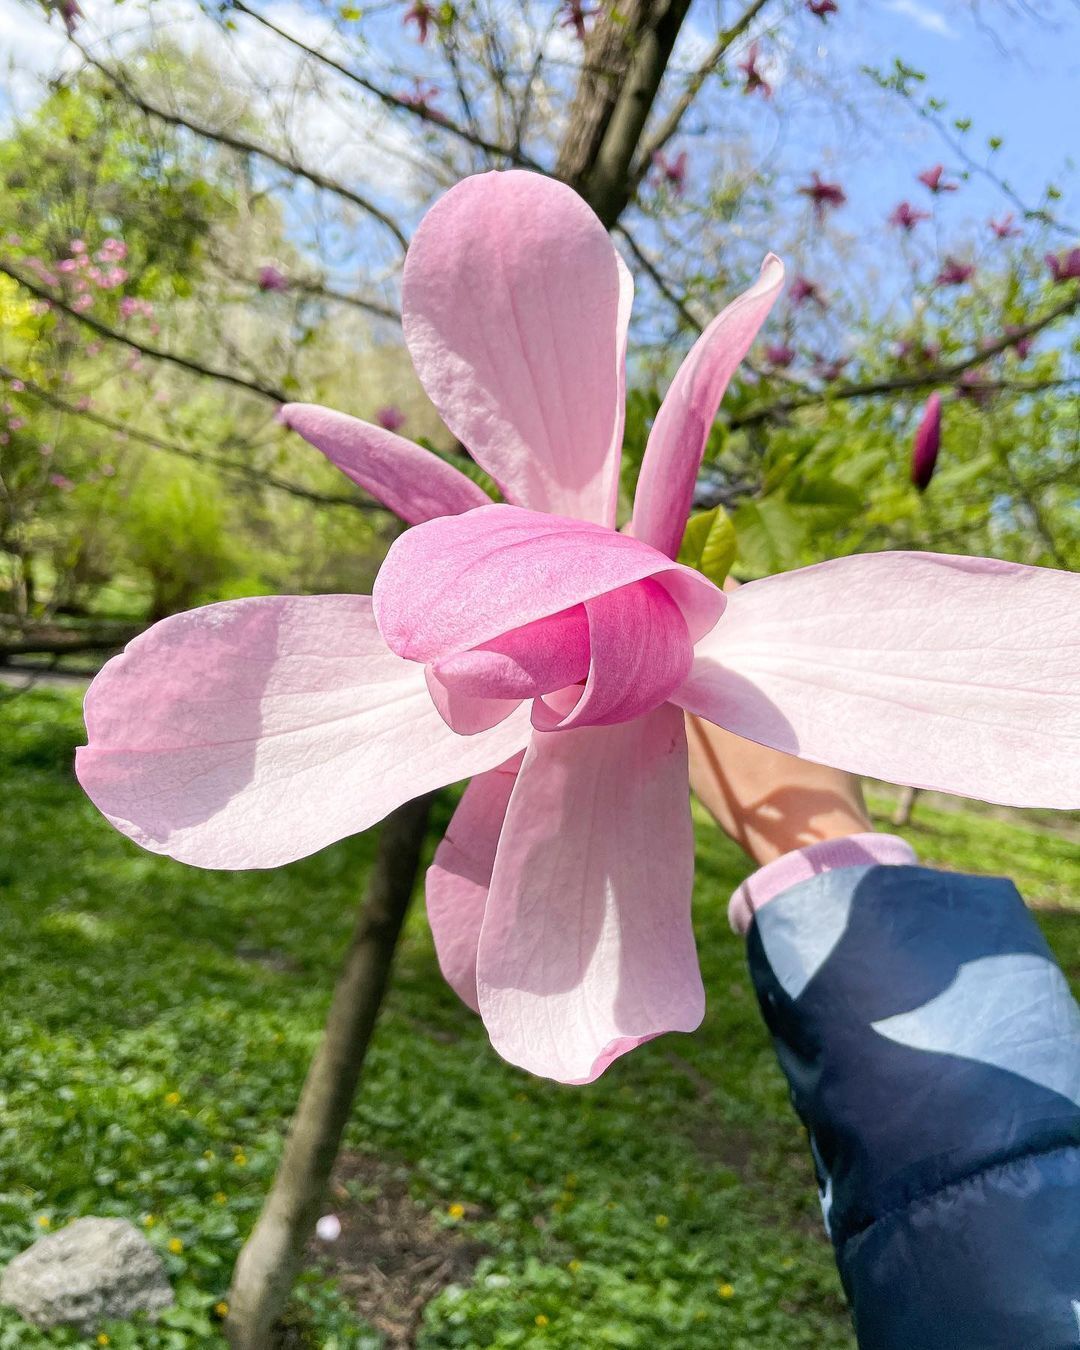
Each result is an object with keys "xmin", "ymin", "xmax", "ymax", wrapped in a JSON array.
[{"xmin": 0, "ymin": 1217, "xmax": 173, "ymax": 1332}]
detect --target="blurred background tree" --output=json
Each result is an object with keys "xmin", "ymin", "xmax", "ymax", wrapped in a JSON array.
[{"xmin": 1, "ymin": 0, "xmax": 1077, "ymax": 672}]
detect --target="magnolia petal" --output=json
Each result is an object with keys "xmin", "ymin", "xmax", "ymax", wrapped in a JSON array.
[
  {"xmin": 280, "ymin": 403, "xmax": 490, "ymax": 524},
  {"xmin": 557, "ymin": 578, "xmax": 693, "ymax": 729},
  {"xmin": 402, "ymin": 171, "xmax": 628, "ymax": 525},
  {"xmin": 76, "ymin": 595, "xmax": 530, "ymax": 869},
  {"xmin": 373, "ymin": 503, "xmax": 724, "ymax": 665},
  {"xmin": 431, "ymin": 606, "xmax": 591, "ymax": 700},
  {"xmin": 475, "ymin": 703, "xmax": 702, "ymax": 1083},
  {"xmin": 631, "ymin": 255, "xmax": 785, "ymax": 558},
  {"xmin": 426, "ymin": 754, "xmax": 522, "ymax": 1012},
  {"xmin": 674, "ymin": 551, "xmax": 1080, "ymax": 808},
  {"xmin": 424, "ymin": 666, "xmax": 521, "ymax": 736}
]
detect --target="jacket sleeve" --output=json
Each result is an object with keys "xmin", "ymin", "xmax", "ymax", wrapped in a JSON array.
[{"xmin": 745, "ymin": 860, "xmax": 1080, "ymax": 1350}]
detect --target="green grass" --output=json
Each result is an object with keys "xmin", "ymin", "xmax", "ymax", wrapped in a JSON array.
[{"xmin": 0, "ymin": 687, "xmax": 1077, "ymax": 1348}]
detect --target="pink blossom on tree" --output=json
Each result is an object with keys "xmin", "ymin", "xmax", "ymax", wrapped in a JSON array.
[
  {"xmin": 1046, "ymin": 248, "xmax": 1080, "ymax": 283},
  {"xmin": 788, "ymin": 274, "xmax": 825, "ymax": 307},
  {"xmin": 989, "ymin": 214, "xmax": 1021, "ymax": 240},
  {"xmin": 652, "ymin": 150, "xmax": 688, "ymax": 196},
  {"xmin": 764, "ymin": 342, "xmax": 795, "ymax": 368},
  {"xmin": 75, "ymin": 171, "xmax": 1080, "ymax": 1084},
  {"xmin": 798, "ymin": 172, "xmax": 847, "ymax": 220},
  {"xmin": 1004, "ymin": 326, "xmax": 1033, "ymax": 359},
  {"xmin": 918, "ymin": 164, "xmax": 958, "ymax": 194},
  {"xmin": 888, "ymin": 201, "xmax": 930, "ymax": 231},
  {"xmin": 807, "ymin": 0, "xmax": 838, "ymax": 16},
  {"xmin": 375, "ymin": 405, "xmax": 407, "ymax": 432},
  {"xmin": 737, "ymin": 42, "xmax": 772, "ymax": 98},
  {"xmin": 258, "ymin": 265, "xmax": 289, "ymax": 292},
  {"xmin": 911, "ymin": 392, "xmax": 941, "ymax": 491},
  {"xmin": 936, "ymin": 256, "xmax": 975, "ymax": 286},
  {"xmin": 402, "ymin": 0, "xmax": 434, "ymax": 41},
  {"xmin": 558, "ymin": 0, "xmax": 597, "ymax": 41}
]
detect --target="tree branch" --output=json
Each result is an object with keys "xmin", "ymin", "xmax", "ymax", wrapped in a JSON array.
[
  {"xmin": 631, "ymin": 0, "xmax": 774, "ymax": 188},
  {"xmin": 75, "ymin": 41, "xmax": 410, "ymax": 252},
  {"xmin": 1, "ymin": 364, "xmax": 376, "ymax": 512},
  {"xmin": 228, "ymin": 0, "xmax": 544, "ymax": 171},
  {"xmin": 0, "ymin": 259, "xmax": 289, "ymax": 404},
  {"xmin": 730, "ymin": 288, "xmax": 1080, "ymax": 427}
]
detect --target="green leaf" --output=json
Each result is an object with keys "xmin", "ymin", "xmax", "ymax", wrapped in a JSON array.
[{"xmin": 676, "ymin": 507, "xmax": 737, "ymax": 586}]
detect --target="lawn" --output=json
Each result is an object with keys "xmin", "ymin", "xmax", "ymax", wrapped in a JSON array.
[{"xmin": 0, "ymin": 686, "xmax": 1077, "ymax": 1348}]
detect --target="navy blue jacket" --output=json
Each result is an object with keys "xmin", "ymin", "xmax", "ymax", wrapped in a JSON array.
[{"xmin": 746, "ymin": 864, "xmax": 1080, "ymax": 1349}]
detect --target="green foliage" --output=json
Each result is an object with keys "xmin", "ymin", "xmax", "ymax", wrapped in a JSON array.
[
  {"xmin": 677, "ymin": 507, "xmax": 737, "ymax": 585},
  {"xmin": 2, "ymin": 688, "xmax": 1079, "ymax": 1347}
]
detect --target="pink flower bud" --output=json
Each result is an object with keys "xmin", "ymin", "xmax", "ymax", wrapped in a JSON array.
[{"xmin": 911, "ymin": 393, "xmax": 941, "ymax": 491}]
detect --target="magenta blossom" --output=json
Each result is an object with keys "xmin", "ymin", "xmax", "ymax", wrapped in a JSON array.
[
  {"xmin": 1004, "ymin": 326, "xmax": 1033, "ymax": 360},
  {"xmin": 558, "ymin": 0, "xmax": 597, "ymax": 41},
  {"xmin": 811, "ymin": 353, "xmax": 848, "ymax": 383},
  {"xmin": 76, "ymin": 172, "xmax": 1080, "ymax": 1084},
  {"xmin": 55, "ymin": 0, "xmax": 82, "ymax": 34},
  {"xmin": 375, "ymin": 405, "xmax": 407, "ymax": 432},
  {"xmin": 788, "ymin": 274, "xmax": 825, "ymax": 307},
  {"xmin": 989, "ymin": 214, "xmax": 1021, "ymax": 240},
  {"xmin": 764, "ymin": 342, "xmax": 795, "ymax": 368},
  {"xmin": 798, "ymin": 172, "xmax": 846, "ymax": 220},
  {"xmin": 401, "ymin": 80, "xmax": 443, "ymax": 118},
  {"xmin": 936, "ymin": 256, "xmax": 975, "ymax": 286},
  {"xmin": 738, "ymin": 42, "xmax": 772, "ymax": 98},
  {"xmin": 807, "ymin": 0, "xmax": 838, "ymax": 15},
  {"xmin": 652, "ymin": 150, "xmax": 688, "ymax": 196},
  {"xmin": 258, "ymin": 265, "xmax": 289, "ymax": 293},
  {"xmin": 403, "ymin": 0, "xmax": 434, "ymax": 41},
  {"xmin": 1046, "ymin": 248, "xmax": 1080, "ymax": 283},
  {"xmin": 888, "ymin": 201, "xmax": 929, "ymax": 232},
  {"xmin": 911, "ymin": 392, "xmax": 941, "ymax": 491},
  {"xmin": 918, "ymin": 164, "xmax": 958, "ymax": 194}
]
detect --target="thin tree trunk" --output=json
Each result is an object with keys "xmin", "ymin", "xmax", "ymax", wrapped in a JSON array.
[
  {"xmin": 224, "ymin": 794, "xmax": 433, "ymax": 1349},
  {"xmin": 892, "ymin": 785, "xmax": 919, "ymax": 827}
]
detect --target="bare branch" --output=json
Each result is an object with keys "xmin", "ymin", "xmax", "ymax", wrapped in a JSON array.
[
  {"xmin": 730, "ymin": 288, "xmax": 1080, "ymax": 427},
  {"xmin": 1, "ymin": 365, "xmax": 375, "ymax": 512},
  {"xmin": 632, "ymin": 0, "xmax": 774, "ymax": 187},
  {"xmin": 75, "ymin": 41, "xmax": 410, "ymax": 252},
  {"xmin": 228, "ymin": 0, "xmax": 544, "ymax": 170},
  {"xmin": 0, "ymin": 259, "xmax": 289, "ymax": 403}
]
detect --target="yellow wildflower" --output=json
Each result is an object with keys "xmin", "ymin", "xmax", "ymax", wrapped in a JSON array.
[
  {"xmin": 567, "ymin": 1259, "xmax": 581, "ymax": 1273},
  {"xmin": 535, "ymin": 1314, "xmax": 549, "ymax": 1327},
  {"xmin": 164, "ymin": 1092, "xmax": 181, "ymax": 1106},
  {"xmin": 718, "ymin": 1282, "xmax": 735, "ymax": 1299},
  {"xmin": 214, "ymin": 1301, "xmax": 229, "ymax": 1317},
  {"xmin": 447, "ymin": 1203, "xmax": 465, "ymax": 1220},
  {"xmin": 36, "ymin": 1216, "xmax": 50, "ymax": 1229},
  {"xmin": 233, "ymin": 1153, "xmax": 247, "ymax": 1167},
  {"xmin": 168, "ymin": 1238, "xmax": 183, "ymax": 1254},
  {"xmin": 655, "ymin": 1214, "xmax": 669, "ymax": 1229},
  {"xmin": 96, "ymin": 1337, "xmax": 110, "ymax": 1347},
  {"xmin": 214, "ymin": 1192, "xmax": 228, "ymax": 1206},
  {"xmin": 143, "ymin": 1215, "xmax": 157, "ymax": 1228}
]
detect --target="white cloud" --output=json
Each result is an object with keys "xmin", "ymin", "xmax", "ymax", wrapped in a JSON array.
[{"xmin": 883, "ymin": 0, "xmax": 957, "ymax": 39}]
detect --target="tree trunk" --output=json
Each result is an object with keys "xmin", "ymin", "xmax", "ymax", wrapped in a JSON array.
[
  {"xmin": 557, "ymin": 0, "xmax": 694, "ymax": 227},
  {"xmin": 224, "ymin": 793, "xmax": 433, "ymax": 1349},
  {"xmin": 892, "ymin": 785, "xmax": 919, "ymax": 827}
]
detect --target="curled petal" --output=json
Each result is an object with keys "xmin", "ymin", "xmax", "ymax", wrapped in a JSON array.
[
  {"xmin": 674, "ymin": 552, "xmax": 1080, "ymax": 808},
  {"xmin": 373, "ymin": 503, "xmax": 724, "ymax": 665},
  {"xmin": 426, "ymin": 755, "xmax": 522, "ymax": 1012},
  {"xmin": 432, "ymin": 606, "xmax": 591, "ymax": 700},
  {"xmin": 76, "ymin": 596, "xmax": 530, "ymax": 868},
  {"xmin": 280, "ymin": 403, "xmax": 489, "ymax": 524},
  {"xmin": 402, "ymin": 171, "xmax": 629, "ymax": 525},
  {"xmin": 476, "ymin": 703, "xmax": 702, "ymax": 1083},
  {"xmin": 631, "ymin": 255, "xmax": 785, "ymax": 558},
  {"xmin": 548, "ymin": 578, "xmax": 692, "ymax": 730}
]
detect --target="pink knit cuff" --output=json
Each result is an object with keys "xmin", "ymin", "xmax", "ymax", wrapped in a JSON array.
[{"xmin": 728, "ymin": 833, "xmax": 918, "ymax": 935}]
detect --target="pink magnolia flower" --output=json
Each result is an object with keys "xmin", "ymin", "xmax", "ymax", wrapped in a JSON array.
[
  {"xmin": 375, "ymin": 405, "xmax": 407, "ymax": 432},
  {"xmin": 957, "ymin": 368, "xmax": 993, "ymax": 407},
  {"xmin": 1046, "ymin": 248, "xmax": 1080, "ymax": 283},
  {"xmin": 652, "ymin": 150, "xmax": 688, "ymax": 196},
  {"xmin": 918, "ymin": 164, "xmax": 957, "ymax": 194},
  {"xmin": 810, "ymin": 352, "xmax": 848, "ymax": 383},
  {"xmin": 401, "ymin": 80, "xmax": 444, "ymax": 119},
  {"xmin": 798, "ymin": 172, "xmax": 846, "ymax": 220},
  {"xmin": 936, "ymin": 256, "xmax": 975, "ymax": 286},
  {"xmin": 402, "ymin": 0, "xmax": 434, "ymax": 42},
  {"xmin": 764, "ymin": 342, "xmax": 795, "ymax": 368},
  {"xmin": 76, "ymin": 172, "xmax": 1080, "ymax": 1084},
  {"xmin": 737, "ymin": 42, "xmax": 772, "ymax": 98},
  {"xmin": 55, "ymin": 0, "xmax": 82, "ymax": 34},
  {"xmin": 788, "ymin": 274, "xmax": 825, "ymax": 307},
  {"xmin": 911, "ymin": 392, "xmax": 941, "ymax": 491},
  {"xmin": 258, "ymin": 265, "xmax": 289, "ymax": 293},
  {"xmin": 989, "ymin": 214, "xmax": 1021, "ymax": 240},
  {"xmin": 888, "ymin": 201, "xmax": 929, "ymax": 232},
  {"xmin": 1004, "ymin": 325, "xmax": 1033, "ymax": 360},
  {"xmin": 807, "ymin": 0, "xmax": 838, "ymax": 15}
]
